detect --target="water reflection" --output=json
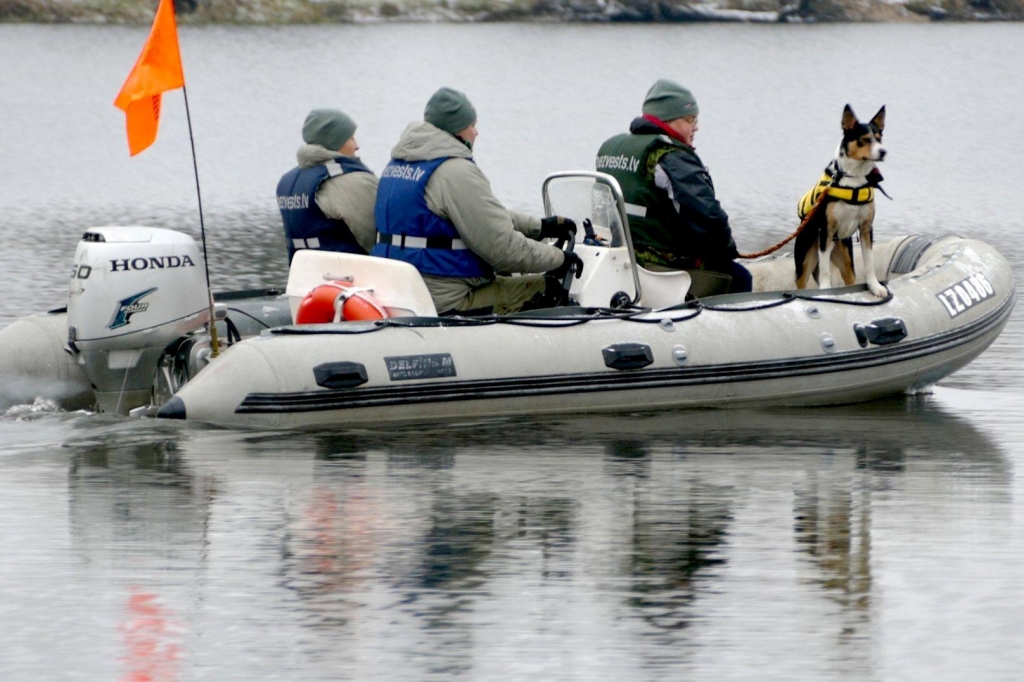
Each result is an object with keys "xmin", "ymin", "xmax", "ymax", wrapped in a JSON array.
[
  {"xmin": 413, "ymin": 492, "xmax": 498, "ymax": 591},
  {"xmin": 45, "ymin": 396, "xmax": 1010, "ymax": 676},
  {"xmin": 793, "ymin": 465, "xmax": 872, "ymax": 628},
  {"xmin": 57, "ymin": 424, "xmax": 210, "ymax": 681},
  {"xmin": 121, "ymin": 589, "xmax": 182, "ymax": 682},
  {"xmin": 65, "ymin": 423, "xmax": 215, "ymax": 567},
  {"xmin": 626, "ymin": 478, "xmax": 733, "ymax": 634},
  {"xmin": 281, "ymin": 474, "xmax": 378, "ymax": 630}
]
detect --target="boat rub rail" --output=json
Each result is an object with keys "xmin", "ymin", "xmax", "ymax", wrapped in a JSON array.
[{"xmin": 235, "ymin": 286, "xmax": 1016, "ymax": 414}]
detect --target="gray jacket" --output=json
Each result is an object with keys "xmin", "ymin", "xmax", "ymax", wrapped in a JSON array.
[
  {"xmin": 296, "ymin": 144, "xmax": 379, "ymax": 254},
  {"xmin": 388, "ymin": 122, "xmax": 564, "ymax": 311}
]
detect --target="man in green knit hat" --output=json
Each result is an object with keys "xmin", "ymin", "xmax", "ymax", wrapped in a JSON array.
[
  {"xmin": 276, "ymin": 107, "xmax": 379, "ymax": 264},
  {"xmin": 596, "ymin": 79, "xmax": 751, "ymax": 295},
  {"xmin": 373, "ymin": 86, "xmax": 580, "ymax": 315}
]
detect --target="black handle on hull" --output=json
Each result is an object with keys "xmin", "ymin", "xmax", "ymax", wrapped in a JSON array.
[
  {"xmin": 314, "ymin": 362, "xmax": 369, "ymax": 389},
  {"xmin": 854, "ymin": 317, "xmax": 908, "ymax": 348},
  {"xmin": 602, "ymin": 343, "xmax": 654, "ymax": 370}
]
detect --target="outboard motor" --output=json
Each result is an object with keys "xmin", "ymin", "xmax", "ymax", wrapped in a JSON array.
[{"xmin": 67, "ymin": 227, "xmax": 210, "ymax": 414}]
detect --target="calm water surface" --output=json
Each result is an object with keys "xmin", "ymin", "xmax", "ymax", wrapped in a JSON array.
[{"xmin": 1, "ymin": 22, "xmax": 1023, "ymax": 681}]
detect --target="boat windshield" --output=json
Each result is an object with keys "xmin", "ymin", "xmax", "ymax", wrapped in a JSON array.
[{"xmin": 542, "ymin": 172, "xmax": 629, "ymax": 249}]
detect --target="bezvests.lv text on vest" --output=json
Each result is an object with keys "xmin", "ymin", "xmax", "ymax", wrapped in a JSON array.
[
  {"xmin": 278, "ymin": 193, "xmax": 310, "ymax": 210},
  {"xmin": 381, "ymin": 164, "xmax": 427, "ymax": 182},
  {"xmin": 596, "ymin": 154, "xmax": 640, "ymax": 173}
]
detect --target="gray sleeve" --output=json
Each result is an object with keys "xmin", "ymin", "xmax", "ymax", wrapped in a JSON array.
[
  {"xmin": 425, "ymin": 159, "xmax": 563, "ymax": 274},
  {"xmin": 509, "ymin": 210, "xmax": 542, "ymax": 238},
  {"xmin": 315, "ymin": 172, "xmax": 380, "ymax": 254}
]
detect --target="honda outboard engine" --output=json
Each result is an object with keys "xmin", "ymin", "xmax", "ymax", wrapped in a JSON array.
[{"xmin": 67, "ymin": 227, "xmax": 210, "ymax": 414}]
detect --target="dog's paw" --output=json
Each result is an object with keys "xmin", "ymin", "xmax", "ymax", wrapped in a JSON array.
[{"xmin": 868, "ymin": 282, "xmax": 889, "ymax": 298}]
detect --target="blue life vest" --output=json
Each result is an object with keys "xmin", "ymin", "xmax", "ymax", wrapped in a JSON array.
[
  {"xmin": 371, "ymin": 158, "xmax": 491, "ymax": 279},
  {"xmin": 276, "ymin": 156, "xmax": 372, "ymax": 263}
]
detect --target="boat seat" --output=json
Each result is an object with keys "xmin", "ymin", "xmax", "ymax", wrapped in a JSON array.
[
  {"xmin": 568, "ymin": 245, "xmax": 694, "ymax": 309},
  {"xmin": 285, "ymin": 251, "xmax": 438, "ymax": 321},
  {"xmin": 637, "ymin": 266, "xmax": 692, "ymax": 308},
  {"xmin": 685, "ymin": 270, "xmax": 732, "ymax": 299}
]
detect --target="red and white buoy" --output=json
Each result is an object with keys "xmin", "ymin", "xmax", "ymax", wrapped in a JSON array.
[{"xmin": 295, "ymin": 280, "xmax": 388, "ymax": 324}]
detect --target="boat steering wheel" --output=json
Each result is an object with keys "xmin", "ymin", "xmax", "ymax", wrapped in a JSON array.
[{"xmin": 544, "ymin": 226, "xmax": 581, "ymax": 306}]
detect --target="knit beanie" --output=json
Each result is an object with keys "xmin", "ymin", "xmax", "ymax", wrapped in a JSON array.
[
  {"xmin": 302, "ymin": 108, "xmax": 357, "ymax": 151},
  {"xmin": 642, "ymin": 79, "xmax": 699, "ymax": 121},
  {"xmin": 424, "ymin": 87, "xmax": 477, "ymax": 135}
]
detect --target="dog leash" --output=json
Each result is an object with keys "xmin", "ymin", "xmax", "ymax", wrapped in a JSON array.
[
  {"xmin": 737, "ymin": 160, "xmax": 892, "ymax": 260},
  {"xmin": 737, "ymin": 178, "xmax": 834, "ymax": 260}
]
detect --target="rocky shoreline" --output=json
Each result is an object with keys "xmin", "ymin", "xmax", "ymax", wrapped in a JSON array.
[{"xmin": 2, "ymin": 0, "xmax": 1020, "ymax": 24}]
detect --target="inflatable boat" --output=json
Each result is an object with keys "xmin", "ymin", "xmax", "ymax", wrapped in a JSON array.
[{"xmin": 0, "ymin": 172, "xmax": 1015, "ymax": 428}]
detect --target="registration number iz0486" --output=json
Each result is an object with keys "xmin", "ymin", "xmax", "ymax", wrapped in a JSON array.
[{"xmin": 936, "ymin": 273, "xmax": 995, "ymax": 318}]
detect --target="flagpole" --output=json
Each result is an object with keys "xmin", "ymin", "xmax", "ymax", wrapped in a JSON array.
[
  {"xmin": 180, "ymin": 84, "xmax": 221, "ymax": 357},
  {"xmin": 114, "ymin": 0, "xmax": 219, "ymax": 356}
]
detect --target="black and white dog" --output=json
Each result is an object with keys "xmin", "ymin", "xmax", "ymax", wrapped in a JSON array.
[{"xmin": 795, "ymin": 105, "xmax": 888, "ymax": 298}]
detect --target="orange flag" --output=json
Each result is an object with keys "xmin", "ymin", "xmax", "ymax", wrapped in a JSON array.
[{"xmin": 113, "ymin": 0, "xmax": 185, "ymax": 156}]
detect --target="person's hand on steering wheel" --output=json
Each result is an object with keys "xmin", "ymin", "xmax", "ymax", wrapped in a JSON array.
[{"xmin": 540, "ymin": 216, "xmax": 578, "ymax": 245}]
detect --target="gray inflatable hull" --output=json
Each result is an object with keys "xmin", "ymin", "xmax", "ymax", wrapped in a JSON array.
[{"xmin": 159, "ymin": 235, "xmax": 1015, "ymax": 428}]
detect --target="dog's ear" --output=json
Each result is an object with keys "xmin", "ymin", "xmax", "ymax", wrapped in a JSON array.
[
  {"xmin": 871, "ymin": 106, "xmax": 886, "ymax": 133},
  {"xmin": 842, "ymin": 104, "xmax": 858, "ymax": 130}
]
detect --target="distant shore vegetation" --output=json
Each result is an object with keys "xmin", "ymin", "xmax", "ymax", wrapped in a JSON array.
[{"xmin": 2, "ymin": 0, "xmax": 1021, "ymax": 23}]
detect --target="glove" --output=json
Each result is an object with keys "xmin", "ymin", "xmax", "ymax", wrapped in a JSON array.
[
  {"xmin": 548, "ymin": 251, "xmax": 584, "ymax": 281},
  {"xmin": 540, "ymin": 216, "xmax": 578, "ymax": 241}
]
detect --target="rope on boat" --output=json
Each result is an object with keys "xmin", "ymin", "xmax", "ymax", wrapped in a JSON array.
[
  {"xmin": 698, "ymin": 289, "xmax": 893, "ymax": 312},
  {"xmin": 270, "ymin": 286, "xmax": 893, "ymax": 337},
  {"xmin": 737, "ymin": 177, "xmax": 833, "ymax": 260},
  {"xmin": 782, "ymin": 289, "xmax": 894, "ymax": 307}
]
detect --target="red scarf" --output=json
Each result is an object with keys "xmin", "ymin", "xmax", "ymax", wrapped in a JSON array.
[{"xmin": 642, "ymin": 114, "xmax": 693, "ymax": 148}]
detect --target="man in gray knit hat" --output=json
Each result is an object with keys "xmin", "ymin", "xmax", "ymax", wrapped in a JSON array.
[
  {"xmin": 595, "ymin": 79, "xmax": 751, "ymax": 295},
  {"xmin": 276, "ymin": 107, "xmax": 378, "ymax": 264},
  {"xmin": 372, "ymin": 87, "xmax": 580, "ymax": 315}
]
